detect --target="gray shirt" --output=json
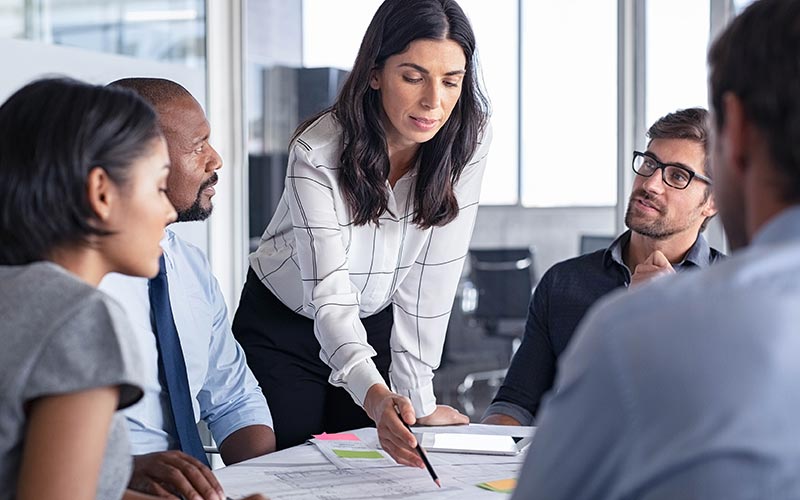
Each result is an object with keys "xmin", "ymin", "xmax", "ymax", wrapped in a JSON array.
[
  {"xmin": 0, "ymin": 262, "xmax": 143, "ymax": 500},
  {"xmin": 513, "ymin": 206, "xmax": 800, "ymax": 500}
]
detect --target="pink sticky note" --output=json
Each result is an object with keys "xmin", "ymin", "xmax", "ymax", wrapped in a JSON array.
[{"xmin": 313, "ymin": 432, "xmax": 360, "ymax": 441}]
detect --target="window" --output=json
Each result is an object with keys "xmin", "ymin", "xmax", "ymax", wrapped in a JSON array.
[
  {"xmin": 0, "ymin": 0, "xmax": 205, "ymax": 67},
  {"xmin": 646, "ymin": 0, "xmax": 709, "ymax": 130},
  {"xmin": 302, "ymin": 0, "xmax": 518, "ymax": 205},
  {"xmin": 733, "ymin": 0, "xmax": 757, "ymax": 14},
  {"xmin": 520, "ymin": 0, "xmax": 618, "ymax": 207}
]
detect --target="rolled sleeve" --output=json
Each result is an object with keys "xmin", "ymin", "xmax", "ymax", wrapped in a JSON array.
[
  {"xmin": 198, "ymin": 273, "xmax": 272, "ymax": 444},
  {"xmin": 482, "ymin": 401, "xmax": 535, "ymax": 426}
]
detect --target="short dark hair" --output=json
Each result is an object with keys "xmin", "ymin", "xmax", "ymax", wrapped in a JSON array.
[
  {"xmin": 0, "ymin": 77, "xmax": 162, "ymax": 265},
  {"xmin": 295, "ymin": 0, "xmax": 489, "ymax": 228},
  {"xmin": 709, "ymin": 0, "xmax": 800, "ymax": 202},
  {"xmin": 647, "ymin": 107, "xmax": 709, "ymax": 173}
]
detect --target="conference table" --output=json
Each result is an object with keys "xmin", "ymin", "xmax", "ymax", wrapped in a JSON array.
[{"xmin": 216, "ymin": 424, "xmax": 534, "ymax": 500}]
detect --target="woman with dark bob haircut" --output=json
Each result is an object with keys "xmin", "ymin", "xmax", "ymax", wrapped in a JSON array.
[
  {"xmin": 0, "ymin": 78, "xmax": 177, "ymax": 500},
  {"xmin": 234, "ymin": 0, "xmax": 492, "ymax": 466}
]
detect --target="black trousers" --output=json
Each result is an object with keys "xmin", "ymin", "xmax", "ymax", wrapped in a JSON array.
[{"xmin": 233, "ymin": 269, "xmax": 392, "ymax": 450}]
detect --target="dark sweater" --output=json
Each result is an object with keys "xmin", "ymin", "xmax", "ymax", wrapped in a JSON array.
[{"xmin": 484, "ymin": 231, "xmax": 724, "ymax": 424}]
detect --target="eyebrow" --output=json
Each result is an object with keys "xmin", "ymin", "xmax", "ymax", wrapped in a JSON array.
[
  {"xmin": 191, "ymin": 133, "xmax": 209, "ymax": 145},
  {"xmin": 644, "ymin": 151, "xmax": 696, "ymax": 172},
  {"xmin": 398, "ymin": 62, "xmax": 466, "ymax": 76}
]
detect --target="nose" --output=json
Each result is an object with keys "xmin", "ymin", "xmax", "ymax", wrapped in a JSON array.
[
  {"xmin": 206, "ymin": 142, "xmax": 223, "ymax": 172},
  {"xmin": 641, "ymin": 168, "xmax": 666, "ymax": 194},
  {"xmin": 420, "ymin": 81, "xmax": 441, "ymax": 110},
  {"xmin": 165, "ymin": 203, "xmax": 178, "ymax": 225}
]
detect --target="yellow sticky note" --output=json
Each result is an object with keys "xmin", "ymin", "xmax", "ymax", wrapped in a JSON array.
[{"xmin": 476, "ymin": 478, "xmax": 517, "ymax": 493}]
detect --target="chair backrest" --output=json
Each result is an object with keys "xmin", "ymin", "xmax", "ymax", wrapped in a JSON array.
[
  {"xmin": 580, "ymin": 234, "xmax": 615, "ymax": 255},
  {"xmin": 468, "ymin": 248, "xmax": 535, "ymax": 324}
]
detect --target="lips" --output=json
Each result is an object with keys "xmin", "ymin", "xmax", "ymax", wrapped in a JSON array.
[
  {"xmin": 636, "ymin": 197, "xmax": 662, "ymax": 213},
  {"xmin": 200, "ymin": 173, "xmax": 218, "ymax": 193},
  {"xmin": 410, "ymin": 115, "xmax": 439, "ymax": 130}
]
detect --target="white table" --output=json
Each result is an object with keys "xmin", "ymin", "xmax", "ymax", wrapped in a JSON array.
[{"xmin": 216, "ymin": 424, "xmax": 533, "ymax": 500}]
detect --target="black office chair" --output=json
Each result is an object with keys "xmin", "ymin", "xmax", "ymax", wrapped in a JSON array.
[
  {"xmin": 456, "ymin": 247, "xmax": 536, "ymax": 417},
  {"xmin": 580, "ymin": 234, "xmax": 615, "ymax": 255}
]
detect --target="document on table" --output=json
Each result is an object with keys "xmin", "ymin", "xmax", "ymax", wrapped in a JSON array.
[
  {"xmin": 310, "ymin": 436, "xmax": 402, "ymax": 469},
  {"xmin": 218, "ymin": 462, "xmax": 523, "ymax": 500},
  {"xmin": 216, "ymin": 427, "xmax": 528, "ymax": 499}
]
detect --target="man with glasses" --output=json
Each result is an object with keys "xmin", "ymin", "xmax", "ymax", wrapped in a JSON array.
[
  {"xmin": 513, "ymin": 1, "xmax": 800, "ymax": 497},
  {"xmin": 482, "ymin": 107, "xmax": 722, "ymax": 427}
]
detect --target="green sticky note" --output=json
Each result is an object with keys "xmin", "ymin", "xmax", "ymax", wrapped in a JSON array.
[{"xmin": 333, "ymin": 449, "xmax": 384, "ymax": 459}]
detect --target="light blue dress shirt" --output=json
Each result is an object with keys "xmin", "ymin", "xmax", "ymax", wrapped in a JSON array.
[
  {"xmin": 513, "ymin": 206, "xmax": 800, "ymax": 500},
  {"xmin": 100, "ymin": 229, "xmax": 272, "ymax": 454}
]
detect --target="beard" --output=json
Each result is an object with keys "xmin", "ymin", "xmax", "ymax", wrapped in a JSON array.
[
  {"xmin": 624, "ymin": 189, "xmax": 706, "ymax": 240},
  {"xmin": 176, "ymin": 173, "xmax": 217, "ymax": 222},
  {"xmin": 624, "ymin": 190, "xmax": 676, "ymax": 240}
]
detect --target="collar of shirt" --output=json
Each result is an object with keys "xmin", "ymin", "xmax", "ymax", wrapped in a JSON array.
[{"xmin": 603, "ymin": 229, "xmax": 714, "ymax": 272}]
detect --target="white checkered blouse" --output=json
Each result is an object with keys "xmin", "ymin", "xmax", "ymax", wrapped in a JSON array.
[{"xmin": 249, "ymin": 112, "xmax": 492, "ymax": 417}]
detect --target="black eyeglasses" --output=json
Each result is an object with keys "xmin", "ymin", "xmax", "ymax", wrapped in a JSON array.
[{"xmin": 632, "ymin": 151, "xmax": 712, "ymax": 190}]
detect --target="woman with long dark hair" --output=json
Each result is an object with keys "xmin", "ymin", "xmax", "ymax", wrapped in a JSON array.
[{"xmin": 234, "ymin": 0, "xmax": 491, "ymax": 466}]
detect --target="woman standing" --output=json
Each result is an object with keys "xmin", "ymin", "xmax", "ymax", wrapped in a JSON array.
[{"xmin": 234, "ymin": 0, "xmax": 491, "ymax": 467}]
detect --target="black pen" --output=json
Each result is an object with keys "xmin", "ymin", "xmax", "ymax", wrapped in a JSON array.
[{"xmin": 401, "ymin": 419, "xmax": 441, "ymax": 488}]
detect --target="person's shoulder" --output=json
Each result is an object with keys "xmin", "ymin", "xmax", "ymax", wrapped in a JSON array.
[
  {"xmin": 541, "ymin": 249, "xmax": 607, "ymax": 283},
  {"xmin": 163, "ymin": 228, "xmax": 217, "ymax": 285},
  {"xmin": 292, "ymin": 111, "xmax": 342, "ymax": 157},
  {"xmin": 4, "ymin": 262, "xmax": 97, "ymax": 311},
  {"xmin": 164, "ymin": 228, "xmax": 210, "ymax": 266},
  {"xmin": 465, "ymin": 120, "xmax": 493, "ymax": 166}
]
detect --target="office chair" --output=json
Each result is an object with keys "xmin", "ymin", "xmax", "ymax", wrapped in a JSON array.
[
  {"xmin": 456, "ymin": 247, "xmax": 535, "ymax": 417},
  {"xmin": 580, "ymin": 234, "xmax": 615, "ymax": 255}
]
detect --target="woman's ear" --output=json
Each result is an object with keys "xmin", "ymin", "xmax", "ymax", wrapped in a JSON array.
[
  {"xmin": 369, "ymin": 68, "xmax": 381, "ymax": 90},
  {"xmin": 86, "ymin": 166, "xmax": 114, "ymax": 223}
]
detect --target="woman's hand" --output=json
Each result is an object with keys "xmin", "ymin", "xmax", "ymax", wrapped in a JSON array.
[
  {"xmin": 416, "ymin": 405, "xmax": 469, "ymax": 426},
  {"xmin": 364, "ymin": 384, "xmax": 425, "ymax": 468},
  {"xmin": 363, "ymin": 385, "xmax": 470, "ymax": 467}
]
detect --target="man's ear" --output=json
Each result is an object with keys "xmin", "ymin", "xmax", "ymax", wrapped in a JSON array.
[
  {"xmin": 86, "ymin": 166, "xmax": 114, "ymax": 224},
  {"xmin": 702, "ymin": 193, "xmax": 718, "ymax": 218}
]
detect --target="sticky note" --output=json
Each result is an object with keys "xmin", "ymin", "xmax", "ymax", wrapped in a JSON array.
[
  {"xmin": 332, "ymin": 449, "xmax": 384, "ymax": 459},
  {"xmin": 476, "ymin": 478, "xmax": 517, "ymax": 493},
  {"xmin": 313, "ymin": 432, "xmax": 360, "ymax": 441}
]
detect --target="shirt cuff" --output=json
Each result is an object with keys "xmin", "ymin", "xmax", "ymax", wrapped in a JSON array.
[
  {"xmin": 395, "ymin": 381, "xmax": 437, "ymax": 418},
  {"xmin": 482, "ymin": 401, "xmax": 535, "ymax": 426},
  {"xmin": 341, "ymin": 358, "xmax": 388, "ymax": 407}
]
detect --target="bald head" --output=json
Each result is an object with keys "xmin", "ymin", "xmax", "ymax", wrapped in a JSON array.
[{"xmin": 108, "ymin": 77, "xmax": 192, "ymax": 110}]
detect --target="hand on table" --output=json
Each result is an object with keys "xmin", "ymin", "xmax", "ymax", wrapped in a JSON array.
[
  {"xmin": 630, "ymin": 250, "xmax": 675, "ymax": 287},
  {"xmin": 129, "ymin": 451, "xmax": 224, "ymax": 500},
  {"xmin": 364, "ymin": 384, "xmax": 468, "ymax": 468}
]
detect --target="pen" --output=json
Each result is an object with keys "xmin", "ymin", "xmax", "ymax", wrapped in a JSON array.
[{"xmin": 401, "ymin": 418, "xmax": 441, "ymax": 488}]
